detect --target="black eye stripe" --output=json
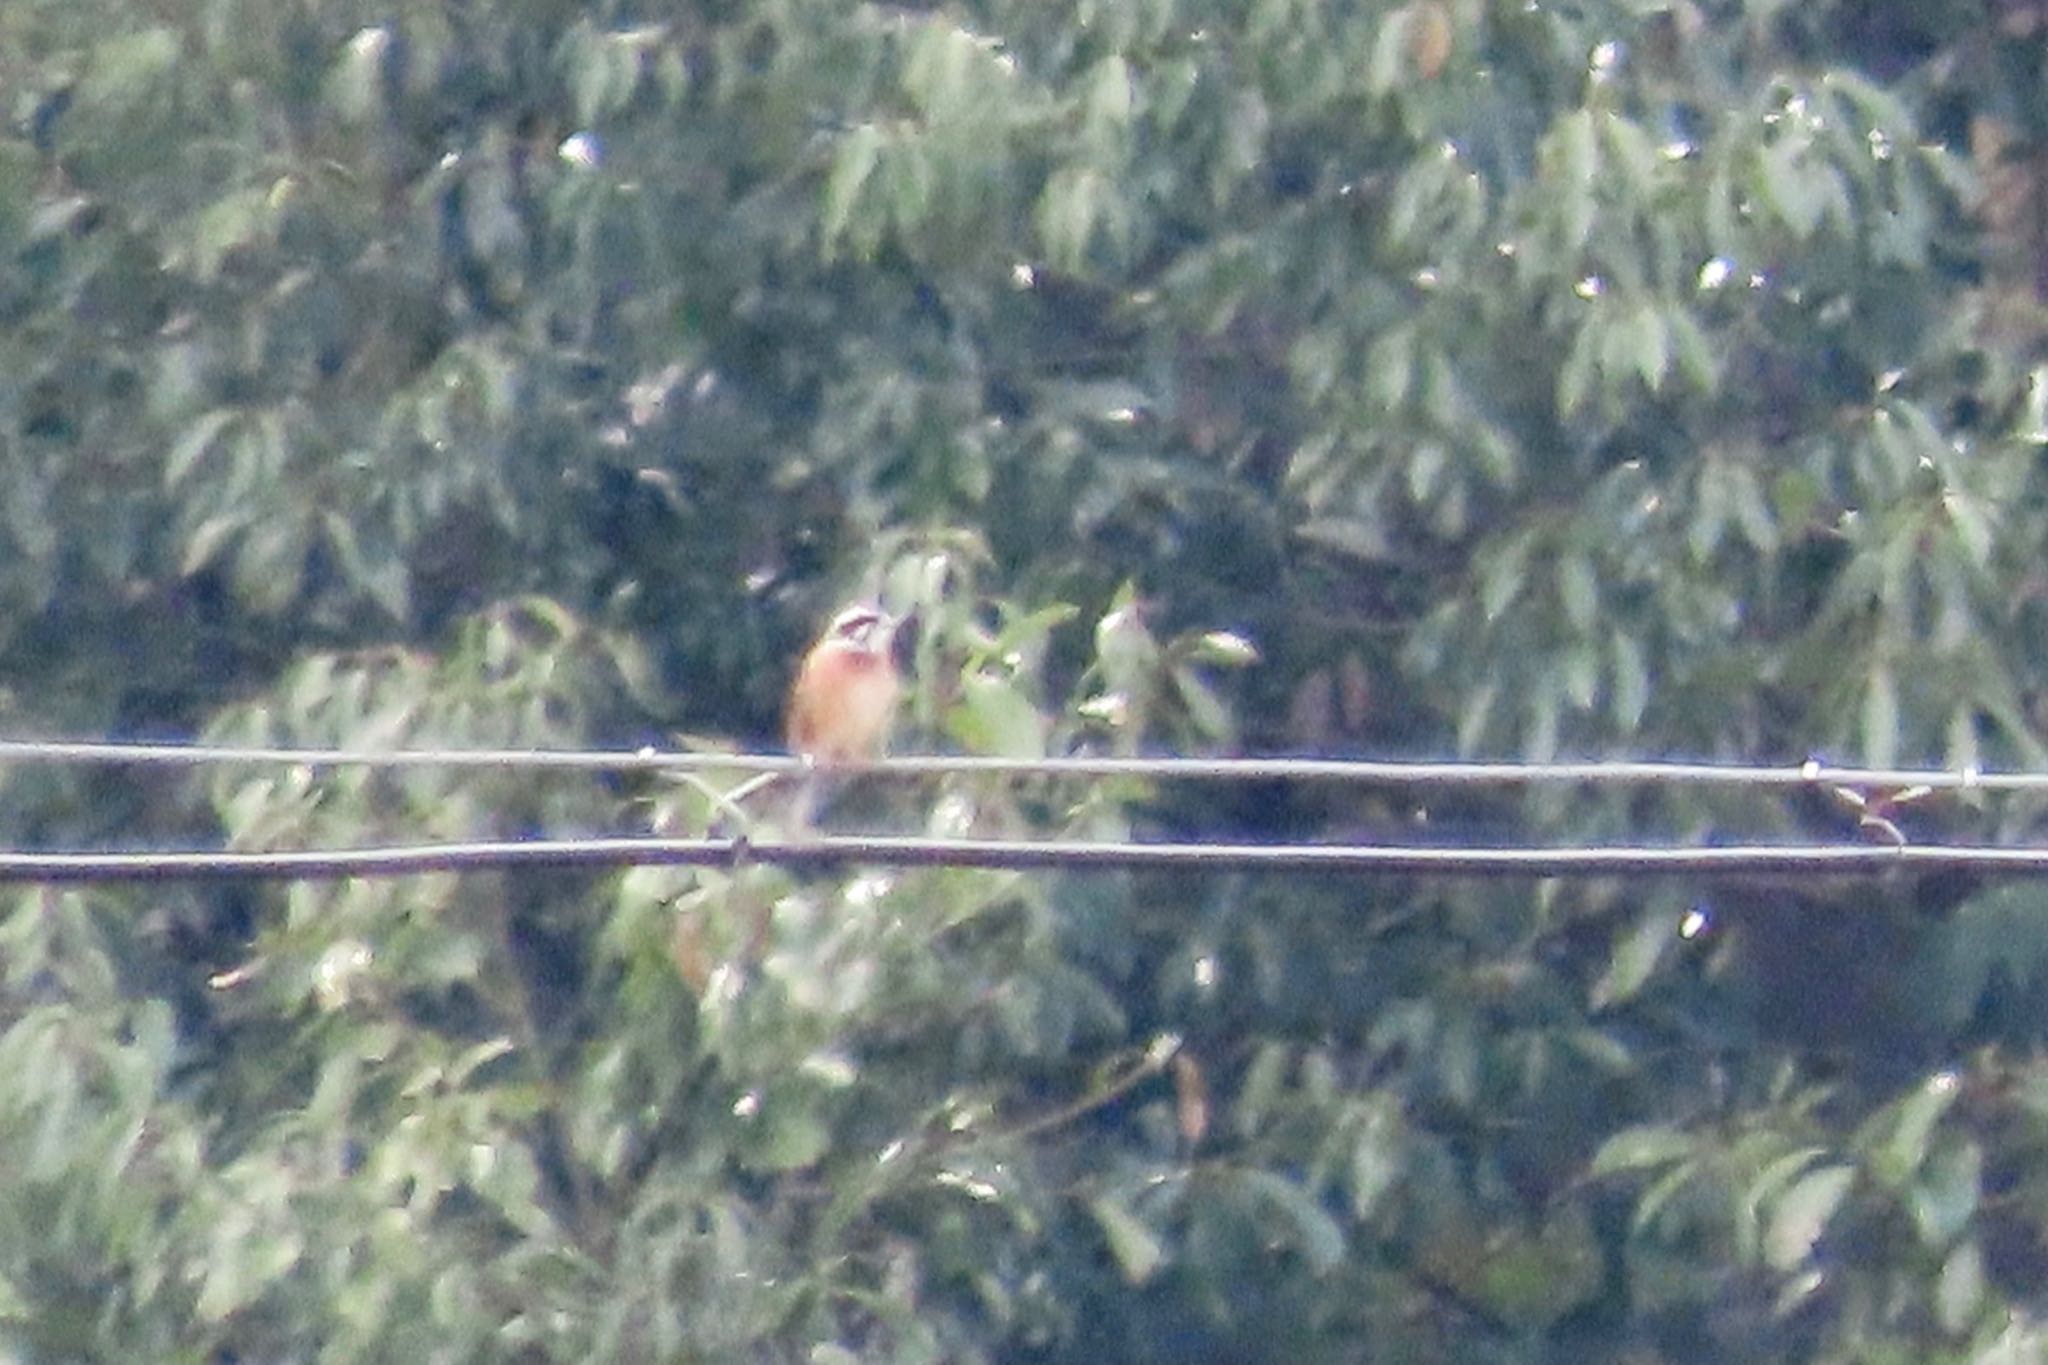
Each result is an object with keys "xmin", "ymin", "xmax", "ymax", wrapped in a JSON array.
[{"xmin": 830, "ymin": 606, "xmax": 890, "ymax": 640}]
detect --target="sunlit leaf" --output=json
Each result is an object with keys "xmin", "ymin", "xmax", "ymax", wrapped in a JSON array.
[
  {"xmin": 1346, "ymin": 1095, "xmax": 1405, "ymax": 1221},
  {"xmin": 1083, "ymin": 55, "xmax": 1134, "ymax": 143},
  {"xmin": 1869, "ymin": 1073, "xmax": 1962, "ymax": 1189},
  {"xmin": 1862, "ymin": 664, "xmax": 1899, "ymax": 769},
  {"xmin": 1936, "ymin": 1238, "xmax": 1986, "ymax": 1337},
  {"xmin": 1365, "ymin": 7, "xmax": 1412, "ymax": 97},
  {"xmin": 1592, "ymin": 1124, "xmax": 1696, "ymax": 1176},
  {"xmin": 1038, "ymin": 167, "xmax": 1104, "ymax": 271},
  {"xmin": 822, "ymin": 123, "xmax": 885, "ymax": 255},
  {"xmin": 166, "ymin": 409, "xmax": 237, "ymax": 488},
  {"xmin": 1763, "ymin": 1164, "xmax": 1855, "ymax": 1270},
  {"xmin": 948, "ymin": 671, "xmax": 1048, "ymax": 757}
]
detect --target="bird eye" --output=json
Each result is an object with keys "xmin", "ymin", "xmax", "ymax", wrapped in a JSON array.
[{"xmin": 832, "ymin": 606, "xmax": 889, "ymax": 642}]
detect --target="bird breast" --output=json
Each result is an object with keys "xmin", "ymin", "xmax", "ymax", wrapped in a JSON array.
[{"xmin": 788, "ymin": 644, "xmax": 899, "ymax": 765}]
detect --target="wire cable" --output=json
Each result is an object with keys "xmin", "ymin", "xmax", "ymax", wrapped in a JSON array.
[
  {"xmin": 0, "ymin": 738, "xmax": 2030, "ymax": 792},
  {"xmin": 0, "ymin": 835, "xmax": 2040, "ymax": 883},
  {"xmin": 0, "ymin": 739, "xmax": 2028, "ymax": 884}
]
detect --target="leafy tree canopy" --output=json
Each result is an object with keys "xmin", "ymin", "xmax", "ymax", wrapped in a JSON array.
[{"xmin": 0, "ymin": 0, "xmax": 2046, "ymax": 1360}]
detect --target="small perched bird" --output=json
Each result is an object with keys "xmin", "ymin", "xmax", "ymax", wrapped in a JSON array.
[{"xmin": 785, "ymin": 603, "xmax": 903, "ymax": 767}]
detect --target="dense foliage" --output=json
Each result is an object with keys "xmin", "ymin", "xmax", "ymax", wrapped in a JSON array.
[{"xmin": 1, "ymin": 0, "xmax": 2047, "ymax": 1360}]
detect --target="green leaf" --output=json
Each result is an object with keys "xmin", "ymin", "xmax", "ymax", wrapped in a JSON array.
[
  {"xmin": 1524, "ymin": 672, "xmax": 1561, "ymax": 761},
  {"xmin": 1936, "ymin": 1238, "xmax": 1986, "ymax": 1337},
  {"xmin": 1558, "ymin": 317, "xmax": 1599, "ymax": 418},
  {"xmin": 1610, "ymin": 630, "xmax": 1649, "ymax": 731},
  {"xmin": 1094, "ymin": 588, "xmax": 1160, "ymax": 692},
  {"xmin": 821, "ymin": 123, "xmax": 885, "ymax": 255},
  {"xmin": 1181, "ymin": 630, "xmax": 1259, "ymax": 668},
  {"xmin": 1565, "ymin": 1028, "xmax": 1636, "ymax": 1073},
  {"xmin": 197, "ymin": 1203, "xmax": 305, "ymax": 1322},
  {"xmin": 469, "ymin": 1138, "xmax": 557, "ymax": 1239},
  {"xmin": 1862, "ymin": 664, "xmax": 1899, "ymax": 769},
  {"xmin": 1171, "ymin": 664, "xmax": 1234, "ymax": 741},
  {"xmin": 1909, "ymin": 1138, "xmax": 1981, "ymax": 1247},
  {"xmin": 1557, "ymin": 551, "xmax": 1598, "ymax": 632},
  {"xmin": 181, "ymin": 512, "xmax": 244, "ymax": 578},
  {"xmin": 0, "ymin": 1268, "xmax": 28, "ymax": 1320},
  {"xmin": 1633, "ymin": 1160, "xmax": 1698, "ymax": 1234},
  {"xmin": 1464, "ymin": 1211, "xmax": 1602, "ymax": 1332},
  {"xmin": 180, "ymin": 187, "xmax": 276, "ymax": 282},
  {"xmin": 1727, "ymin": 464, "xmax": 1777, "ymax": 553},
  {"xmin": 1479, "ymin": 534, "xmax": 1531, "ymax": 622},
  {"xmin": 1624, "ymin": 304, "xmax": 1670, "ymax": 391},
  {"xmin": 1668, "ymin": 308, "xmax": 1720, "ymax": 390},
  {"xmin": 1365, "ymin": 7, "xmax": 1411, "ymax": 97},
  {"xmin": 1290, "ymin": 326, "xmax": 1343, "ymax": 404},
  {"xmin": 1687, "ymin": 461, "xmax": 1728, "ymax": 563},
  {"xmin": 1457, "ymin": 680, "xmax": 1498, "ymax": 754},
  {"xmin": 1869, "ymin": 1072, "xmax": 1962, "ymax": 1188},
  {"xmin": 1346, "ymin": 1095, "xmax": 1405, "ymax": 1220},
  {"xmin": 233, "ymin": 516, "xmax": 310, "ymax": 617},
  {"xmin": 903, "ymin": 20, "xmax": 993, "ymax": 120},
  {"xmin": 1234, "ymin": 1042, "xmax": 1290, "ymax": 1139},
  {"xmin": 82, "ymin": 27, "xmax": 180, "ymax": 104},
  {"xmin": 948, "ymin": 671, "xmax": 1048, "ymax": 758},
  {"xmin": 882, "ymin": 139, "xmax": 936, "ymax": 233},
  {"xmin": 1591, "ymin": 905, "xmax": 1677, "ymax": 1010},
  {"xmin": 1367, "ymin": 326, "xmax": 1415, "ymax": 413},
  {"xmin": 1758, "ymin": 138, "xmax": 1823, "ymax": 239},
  {"xmin": 321, "ymin": 511, "xmax": 410, "ymax": 620},
  {"xmin": 1600, "ymin": 111, "xmax": 1659, "ymax": 189},
  {"xmin": 1562, "ymin": 643, "xmax": 1599, "ymax": 710},
  {"xmin": 1241, "ymin": 1169, "xmax": 1346, "ymax": 1273},
  {"xmin": 1772, "ymin": 467, "xmax": 1824, "ymax": 528},
  {"xmin": 1083, "ymin": 55, "xmax": 1134, "ymax": 142},
  {"xmin": 327, "ymin": 26, "xmax": 393, "ymax": 123},
  {"xmin": 1763, "ymin": 1164, "xmax": 1855, "ymax": 1270},
  {"xmin": 1591, "ymin": 1124, "xmax": 1696, "ymax": 1176},
  {"xmin": 1408, "ymin": 440, "xmax": 1446, "ymax": 502},
  {"xmin": 1547, "ymin": 109, "xmax": 1598, "ymax": 249},
  {"xmin": 1038, "ymin": 167, "xmax": 1105, "ymax": 271},
  {"xmin": 1090, "ymin": 1195, "xmax": 1165, "ymax": 1285},
  {"xmin": 1435, "ymin": 1011, "xmax": 1480, "ymax": 1109},
  {"xmin": 751, "ymin": 1100, "xmax": 831, "ymax": 1173},
  {"xmin": 1946, "ymin": 491, "xmax": 1995, "ymax": 570},
  {"xmin": 166, "ymin": 408, "xmax": 237, "ymax": 488}
]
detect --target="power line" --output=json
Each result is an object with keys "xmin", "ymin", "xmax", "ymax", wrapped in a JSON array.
[
  {"xmin": 0, "ymin": 738, "xmax": 2032, "ymax": 792},
  {"xmin": 0, "ymin": 739, "xmax": 2030, "ymax": 885},
  {"xmin": 0, "ymin": 835, "xmax": 2041, "ymax": 883}
]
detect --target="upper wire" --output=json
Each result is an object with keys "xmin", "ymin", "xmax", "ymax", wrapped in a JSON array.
[{"xmin": 0, "ymin": 738, "xmax": 2025, "ymax": 792}]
